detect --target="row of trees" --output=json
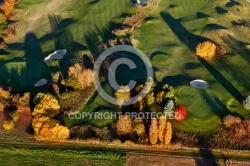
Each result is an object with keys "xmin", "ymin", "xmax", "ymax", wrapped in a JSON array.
[{"xmin": 115, "ymin": 115, "xmax": 172, "ymax": 145}]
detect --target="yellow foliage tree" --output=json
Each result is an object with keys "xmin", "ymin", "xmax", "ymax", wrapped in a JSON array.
[
  {"xmin": 164, "ymin": 122, "xmax": 172, "ymax": 145},
  {"xmin": 0, "ymin": 87, "xmax": 10, "ymax": 102},
  {"xmin": 196, "ymin": 41, "xmax": 217, "ymax": 58},
  {"xmin": 149, "ymin": 118, "xmax": 158, "ymax": 145},
  {"xmin": 32, "ymin": 114, "xmax": 51, "ymax": 134},
  {"xmin": 115, "ymin": 86, "xmax": 130, "ymax": 107},
  {"xmin": 32, "ymin": 93, "xmax": 60, "ymax": 117},
  {"xmin": 158, "ymin": 115, "xmax": 166, "ymax": 142},
  {"xmin": 3, "ymin": 120, "xmax": 15, "ymax": 131},
  {"xmin": 50, "ymin": 124, "xmax": 70, "ymax": 139},
  {"xmin": 133, "ymin": 96, "xmax": 145, "ymax": 111}
]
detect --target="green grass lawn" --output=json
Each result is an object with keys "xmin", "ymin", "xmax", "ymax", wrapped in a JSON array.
[
  {"xmin": 132, "ymin": 0, "xmax": 250, "ymax": 132},
  {"xmin": 0, "ymin": 147, "xmax": 126, "ymax": 166},
  {"xmin": 1, "ymin": 0, "xmax": 250, "ymax": 133}
]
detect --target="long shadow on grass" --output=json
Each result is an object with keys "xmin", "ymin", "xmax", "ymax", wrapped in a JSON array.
[
  {"xmin": 221, "ymin": 34, "xmax": 250, "ymax": 63},
  {"xmin": 160, "ymin": 12, "xmax": 207, "ymax": 51},
  {"xmin": 197, "ymin": 89, "xmax": 230, "ymax": 118},
  {"xmin": 215, "ymin": 57, "xmax": 250, "ymax": 91},
  {"xmin": 198, "ymin": 57, "xmax": 244, "ymax": 103}
]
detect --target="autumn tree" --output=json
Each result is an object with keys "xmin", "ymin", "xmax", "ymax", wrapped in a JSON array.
[
  {"xmin": 32, "ymin": 93, "xmax": 60, "ymax": 117},
  {"xmin": 164, "ymin": 122, "xmax": 172, "ymax": 145},
  {"xmin": 223, "ymin": 115, "xmax": 241, "ymax": 128},
  {"xmin": 32, "ymin": 93, "xmax": 70, "ymax": 140},
  {"xmin": 131, "ymin": 118, "xmax": 146, "ymax": 143},
  {"xmin": 68, "ymin": 63, "xmax": 94, "ymax": 89},
  {"xmin": 195, "ymin": 41, "xmax": 217, "ymax": 58},
  {"xmin": 133, "ymin": 96, "xmax": 145, "ymax": 111},
  {"xmin": 243, "ymin": 96, "xmax": 250, "ymax": 110},
  {"xmin": 115, "ymin": 115, "xmax": 132, "ymax": 137},
  {"xmin": 115, "ymin": 86, "xmax": 130, "ymax": 107},
  {"xmin": 175, "ymin": 106, "xmax": 187, "ymax": 121},
  {"xmin": 149, "ymin": 117, "xmax": 158, "ymax": 145},
  {"xmin": 158, "ymin": 115, "xmax": 166, "ymax": 143}
]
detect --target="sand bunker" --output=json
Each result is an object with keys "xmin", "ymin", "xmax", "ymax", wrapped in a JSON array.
[
  {"xmin": 34, "ymin": 78, "xmax": 48, "ymax": 87},
  {"xmin": 190, "ymin": 79, "xmax": 209, "ymax": 89},
  {"xmin": 44, "ymin": 49, "xmax": 67, "ymax": 63}
]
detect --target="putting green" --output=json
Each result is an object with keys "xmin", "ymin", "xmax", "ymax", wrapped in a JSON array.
[
  {"xmin": 172, "ymin": 86, "xmax": 228, "ymax": 132},
  {"xmin": 176, "ymin": 86, "xmax": 225, "ymax": 118}
]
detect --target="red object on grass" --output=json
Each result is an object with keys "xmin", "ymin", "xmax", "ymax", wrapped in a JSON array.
[{"xmin": 175, "ymin": 106, "xmax": 187, "ymax": 121}]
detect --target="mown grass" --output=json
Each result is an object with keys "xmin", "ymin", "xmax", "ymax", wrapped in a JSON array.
[
  {"xmin": 0, "ymin": 147, "xmax": 126, "ymax": 166},
  {"xmin": 132, "ymin": 0, "xmax": 250, "ymax": 132}
]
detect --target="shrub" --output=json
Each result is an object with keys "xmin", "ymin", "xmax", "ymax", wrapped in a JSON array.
[
  {"xmin": 243, "ymin": 96, "xmax": 250, "ymax": 110},
  {"xmin": 196, "ymin": 41, "xmax": 217, "ymax": 58},
  {"xmin": 175, "ymin": 106, "xmax": 187, "ymax": 121},
  {"xmin": 164, "ymin": 122, "xmax": 172, "ymax": 145},
  {"xmin": 149, "ymin": 118, "xmax": 158, "ymax": 145},
  {"xmin": 115, "ymin": 115, "xmax": 132, "ymax": 137}
]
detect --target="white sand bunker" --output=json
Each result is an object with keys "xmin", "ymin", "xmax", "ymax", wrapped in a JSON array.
[
  {"xmin": 44, "ymin": 49, "xmax": 67, "ymax": 63},
  {"xmin": 190, "ymin": 79, "xmax": 209, "ymax": 89},
  {"xmin": 34, "ymin": 78, "xmax": 48, "ymax": 87}
]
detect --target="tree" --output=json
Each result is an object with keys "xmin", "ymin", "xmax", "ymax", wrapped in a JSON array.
[
  {"xmin": 223, "ymin": 115, "xmax": 241, "ymax": 128},
  {"xmin": 163, "ymin": 100, "xmax": 175, "ymax": 118},
  {"xmin": 131, "ymin": 118, "xmax": 146, "ymax": 143},
  {"xmin": 115, "ymin": 86, "xmax": 130, "ymax": 107},
  {"xmin": 145, "ymin": 92, "xmax": 155, "ymax": 105},
  {"xmin": 164, "ymin": 122, "xmax": 172, "ymax": 145},
  {"xmin": 115, "ymin": 115, "xmax": 132, "ymax": 137},
  {"xmin": 133, "ymin": 96, "xmax": 145, "ymax": 111},
  {"xmin": 68, "ymin": 63, "xmax": 94, "ymax": 89},
  {"xmin": 243, "ymin": 96, "xmax": 250, "ymax": 110},
  {"xmin": 158, "ymin": 115, "xmax": 166, "ymax": 142},
  {"xmin": 0, "ymin": 87, "xmax": 10, "ymax": 103},
  {"xmin": 196, "ymin": 41, "xmax": 217, "ymax": 58},
  {"xmin": 149, "ymin": 118, "xmax": 158, "ymax": 145},
  {"xmin": 175, "ymin": 106, "xmax": 187, "ymax": 121},
  {"xmin": 3, "ymin": 120, "xmax": 15, "ymax": 131},
  {"xmin": 32, "ymin": 93, "xmax": 60, "ymax": 117}
]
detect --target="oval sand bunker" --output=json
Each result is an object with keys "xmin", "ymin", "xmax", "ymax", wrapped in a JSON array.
[{"xmin": 190, "ymin": 79, "xmax": 209, "ymax": 89}]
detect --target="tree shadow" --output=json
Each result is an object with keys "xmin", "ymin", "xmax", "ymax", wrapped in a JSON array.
[
  {"xmin": 204, "ymin": 24, "xmax": 227, "ymax": 31},
  {"xmin": 197, "ymin": 89, "xmax": 230, "ymax": 117},
  {"xmin": 183, "ymin": 62, "xmax": 202, "ymax": 70},
  {"xmin": 195, "ymin": 148, "xmax": 218, "ymax": 166},
  {"xmin": 160, "ymin": 12, "xmax": 208, "ymax": 51},
  {"xmin": 198, "ymin": 57, "xmax": 244, "ymax": 103},
  {"xmin": 215, "ymin": 57, "xmax": 250, "ymax": 91},
  {"xmin": 215, "ymin": 7, "xmax": 228, "ymax": 14},
  {"xmin": 226, "ymin": 0, "xmax": 240, "ymax": 7},
  {"xmin": 162, "ymin": 74, "xmax": 193, "ymax": 87},
  {"xmin": 221, "ymin": 34, "xmax": 250, "ymax": 63},
  {"xmin": 196, "ymin": 12, "xmax": 210, "ymax": 18}
]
